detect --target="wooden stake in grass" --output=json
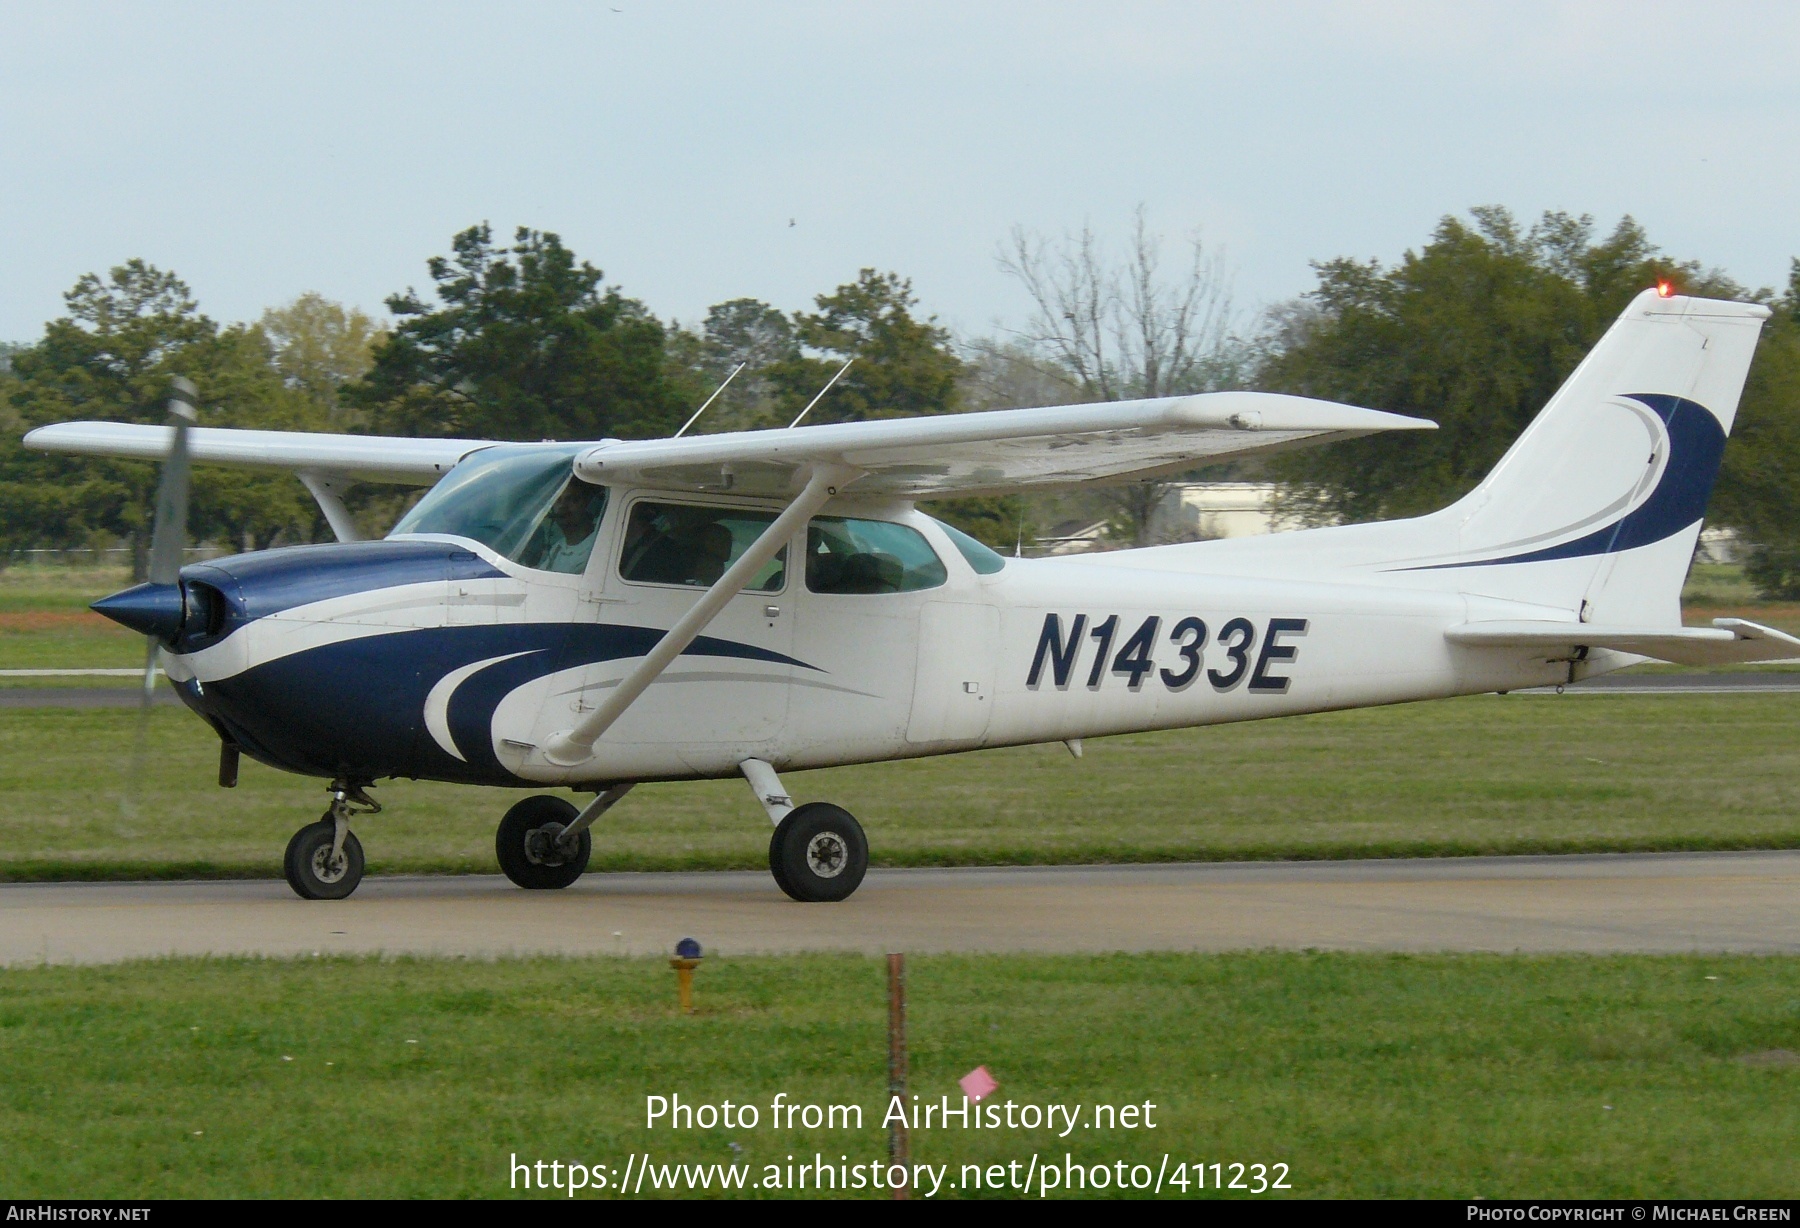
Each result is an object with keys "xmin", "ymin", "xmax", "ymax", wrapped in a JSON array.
[
  {"xmin": 887, "ymin": 951, "xmax": 909, "ymax": 1200},
  {"xmin": 670, "ymin": 937, "xmax": 702, "ymax": 1014}
]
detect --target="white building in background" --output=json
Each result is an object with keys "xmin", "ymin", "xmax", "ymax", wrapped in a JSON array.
[
  {"xmin": 1035, "ymin": 482, "xmax": 1288, "ymax": 556},
  {"xmin": 1038, "ymin": 483, "xmax": 1746, "ymax": 562},
  {"xmin": 1695, "ymin": 526, "xmax": 1742, "ymax": 565},
  {"xmin": 1150, "ymin": 482, "xmax": 1288, "ymax": 543}
]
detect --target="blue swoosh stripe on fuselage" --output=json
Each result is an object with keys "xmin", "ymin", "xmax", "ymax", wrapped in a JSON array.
[
  {"xmin": 1400, "ymin": 394, "xmax": 1725, "ymax": 571},
  {"xmin": 181, "ymin": 621, "xmax": 814, "ymax": 785}
]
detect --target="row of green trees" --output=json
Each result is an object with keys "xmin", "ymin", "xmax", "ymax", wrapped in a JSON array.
[
  {"xmin": 2, "ymin": 210, "xmax": 1797, "ymax": 592},
  {"xmin": 1258, "ymin": 209, "xmax": 1800, "ymax": 596},
  {"xmin": 0, "ymin": 225, "xmax": 976, "ymax": 568}
]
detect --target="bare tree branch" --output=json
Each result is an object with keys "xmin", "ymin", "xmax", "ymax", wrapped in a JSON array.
[{"xmin": 996, "ymin": 207, "xmax": 1240, "ymax": 545}]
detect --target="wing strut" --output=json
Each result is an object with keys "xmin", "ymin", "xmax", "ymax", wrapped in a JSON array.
[
  {"xmin": 540, "ymin": 463, "xmax": 861, "ymax": 767},
  {"xmin": 298, "ymin": 471, "xmax": 362, "ymax": 542}
]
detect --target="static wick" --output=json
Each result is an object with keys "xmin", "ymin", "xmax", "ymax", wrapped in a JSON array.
[
  {"xmin": 788, "ymin": 358, "xmax": 854, "ymax": 429},
  {"xmin": 674, "ymin": 363, "xmax": 747, "ymax": 438}
]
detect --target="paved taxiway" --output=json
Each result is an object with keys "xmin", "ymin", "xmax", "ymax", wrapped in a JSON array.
[{"xmin": 3, "ymin": 850, "xmax": 1795, "ymax": 965}]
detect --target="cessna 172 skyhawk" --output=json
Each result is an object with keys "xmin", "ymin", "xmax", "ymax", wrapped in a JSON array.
[{"xmin": 24, "ymin": 288, "xmax": 1791, "ymax": 903}]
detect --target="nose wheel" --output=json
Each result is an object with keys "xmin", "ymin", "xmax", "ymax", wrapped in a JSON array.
[
  {"xmin": 284, "ymin": 821, "xmax": 365, "ymax": 900},
  {"xmin": 284, "ymin": 781, "xmax": 378, "ymax": 900}
]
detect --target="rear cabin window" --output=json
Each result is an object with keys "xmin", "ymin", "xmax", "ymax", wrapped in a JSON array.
[
  {"xmin": 933, "ymin": 518, "xmax": 1008, "ymax": 574},
  {"xmin": 619, "ymin": 501, "xmax": 787, "ymax": 591},
  {"xmin": 806, "ymin": 517, "xmax": 946, "ymax": 595}
]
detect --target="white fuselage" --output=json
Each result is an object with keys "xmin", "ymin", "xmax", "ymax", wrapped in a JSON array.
[{"xmin": 165, "ymin": 490, "xmax": 1586, "ymax": 789}]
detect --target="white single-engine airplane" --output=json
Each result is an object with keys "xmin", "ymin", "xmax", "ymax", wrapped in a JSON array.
[{"xmin": 25, "ymin": 288, "xmax": 1788, "ymax": 902}]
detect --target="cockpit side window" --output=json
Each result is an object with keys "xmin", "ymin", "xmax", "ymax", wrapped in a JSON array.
[
  {"xmin": 619, "ymin": 501, "xmax": 787, "ymax": 591},
  {"xmin": 513, "ymin": 481, "xmax": 609, "ymax": 575},
  {"xmin": 806, "ymin": 517, "xmax": 946, "ymax": 594},
  {"xmin": 389, "ymin": 446, "xmax": 609, "ymax": 575}
]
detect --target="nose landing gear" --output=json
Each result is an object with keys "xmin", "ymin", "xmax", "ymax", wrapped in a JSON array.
[{"xmin": 284, "ymin": 781, "xmax": 380, "ymax": 900}]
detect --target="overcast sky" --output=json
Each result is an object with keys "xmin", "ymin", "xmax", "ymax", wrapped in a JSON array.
[{"xmin": 3, "ymin": 1, "xmax": 1797, "ymax": 344}]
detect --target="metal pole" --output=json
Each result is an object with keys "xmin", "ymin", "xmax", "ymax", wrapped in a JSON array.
[{"xmin": 887, "ymin": 951, "xmax": 909, "ymax": 1200}]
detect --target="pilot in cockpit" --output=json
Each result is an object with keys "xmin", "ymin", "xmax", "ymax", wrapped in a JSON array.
[{"xmin": 521, "ymin": 481, "xmax": 609, "ymax": 574}]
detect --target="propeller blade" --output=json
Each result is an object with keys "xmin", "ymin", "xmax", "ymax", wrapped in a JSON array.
[
  {"xmin": 142, "ymin": 640, "xmax": 160, "ymax": 706},
  {"xmin": 140, "ymin": 377, "xmax": 196, "ymax": 704},
  {"xmin": 146, "ymin": 376, "xmax": 197, "ymax": 588}
]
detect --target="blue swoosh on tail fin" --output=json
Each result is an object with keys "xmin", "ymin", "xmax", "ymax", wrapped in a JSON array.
[{"xmin": 1403, "ymin": 394, "xmax": 1725, "ymax": 571}]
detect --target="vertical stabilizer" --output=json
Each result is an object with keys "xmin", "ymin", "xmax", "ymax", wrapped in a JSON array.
[{"xmin": 1383, "ymin": 289, "xmax": 1768, "ymax": 623}]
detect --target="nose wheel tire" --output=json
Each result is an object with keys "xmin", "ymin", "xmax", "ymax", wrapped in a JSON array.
[
  {"xmin": 769, "ymin": 802, "xmax": 868, "ymax": 902},
  {"xmin": 496, "ymin": 795, "xmax": 591, "ymax": 890},
  {"xmin": 283, "ymin": 820, "xmax": 365, "ymax": 901}
]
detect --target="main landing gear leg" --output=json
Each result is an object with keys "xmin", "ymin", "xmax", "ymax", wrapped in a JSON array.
[
  {"xmin": 740, "ymin": 758, "xmax": 868, "ymax": 903},
  {"xmin": 283, "ymin": 781, "xmax": 379, "ymax": 901}
]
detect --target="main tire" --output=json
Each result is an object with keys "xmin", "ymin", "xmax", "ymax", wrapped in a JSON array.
[
  {"xmin": 768, "ymin": 802, "xmax": 868, "ymax": 902},
  {"xmin": 284, "ymin": 820, "xmax": 365, "ymax": 901},
  {"xmin": 496, "ymin": 795, "xmax": 591, "ymax": 890}
]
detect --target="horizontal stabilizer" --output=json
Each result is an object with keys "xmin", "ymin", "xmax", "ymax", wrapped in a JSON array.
[
  {"xmin": 1446, "ymin": 618, "xmax": 1800, "ymax": 667},
  {"xmin": 23, "ymin": 423, "xmax": 485, "ymax": 486},
  {"xmin": 574, "ymin": 392, "xmax": 1434, "ymax": 497}
]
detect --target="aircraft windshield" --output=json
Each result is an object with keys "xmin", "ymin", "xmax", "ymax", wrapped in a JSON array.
[{"xmin": 390, "ymin": 446, "xmax": 609, "ymax": 575}]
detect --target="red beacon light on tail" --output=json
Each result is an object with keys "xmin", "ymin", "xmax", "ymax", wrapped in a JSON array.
[{"xmin": 1657, "ymin": 279, "xmax": 1675, "ymax": 298}]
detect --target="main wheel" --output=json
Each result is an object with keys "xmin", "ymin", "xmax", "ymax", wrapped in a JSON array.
[
  {"xmin": 768, "ymin": 802, "xmax": 868, "ymax": 902},
  {"xmin": 496, "ymin": 795, "xmax": 591, "ymax": 890},
  {"xmin": 283, "ymin": 820, "xmax": 365, "ymax": 901}
]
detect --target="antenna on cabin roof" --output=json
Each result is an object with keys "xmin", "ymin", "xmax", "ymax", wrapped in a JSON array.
[
  {"xmin": 787, "ymin": 358, "xmax": 854, "ymax": 429},
  {"xmin": 673, "ymin": 362, "xmax": 747, "ymax": 438}
]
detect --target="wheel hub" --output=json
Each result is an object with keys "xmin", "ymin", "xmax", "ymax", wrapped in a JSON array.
[
  {"xmin": 523, "ymin": 822, "xmax": 571, "ymax": 867},
  {"xmin": 805, "ymin": 831, "xmax": 847, "ymax": 878},
  {"xmin": 309, "ymin": 844, "xmax": 348, "ymax": 884}
]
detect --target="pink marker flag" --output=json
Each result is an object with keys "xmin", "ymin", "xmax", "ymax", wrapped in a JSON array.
[{"xmin": 959, "ymin": 1065, "xmax": 999, "ymax": 1102}]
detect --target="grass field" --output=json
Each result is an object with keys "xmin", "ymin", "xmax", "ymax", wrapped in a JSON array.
[
  {"xmin": 3, "ymin": 560, "xmax": 1799, "ymax": 881},
  {"xmin": 0, "ymin": 951, "xmax": 1793, "ymax": 1199},
  {"xmin": 0, "ymin": 691, "xmax": 1797, "ymax": 880},
  {"xmin": 0, "ymin": 564, "xmax": 145, "ymax": 674},
  {"xmin": 3, "ymin": 563, "xmax": 1795, "ymax": 1202}
]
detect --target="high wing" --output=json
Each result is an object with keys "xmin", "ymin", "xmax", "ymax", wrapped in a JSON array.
[
  {"xmin": 575, "ymin": 392, "xmax": 1434, "ymax": 497},
  {"xmin": 22, "ymin": 422, "xmax": 484, "ymax": 485},
  {"xmin": 23, "ymin": 391, "xmax": 1432, "ymax": 498}
]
